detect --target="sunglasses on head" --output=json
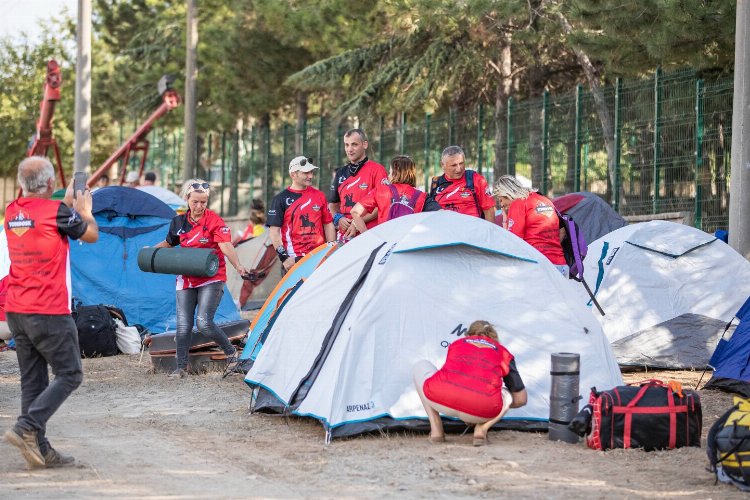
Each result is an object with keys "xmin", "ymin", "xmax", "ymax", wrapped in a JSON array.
[
  {"xmin": 190, "ymin": 182, "xmax": 210, "ymax": 190},
  {"xmin": 297, "ymin": 157, "xmax": 314, "ymax": 167}
]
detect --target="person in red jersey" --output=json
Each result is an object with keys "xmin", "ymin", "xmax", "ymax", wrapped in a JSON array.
[
  {"xmin": 494, "ymin": 175, "xmax": 568, "ymax": 276},
  {"xmin": 4, "ymin": 156, "xmax": 98, "ymax": 469},
  {"xmin": 268, "ymin": 156, "xmax": 336, "ymax": 272},
  {"xmin": 426, "ymin": 146, "xmax": 495, "ymax": 220},
  {"xmin": 152, "ymin": 179, "xmax": 249, "ymax": 379},
  {"xmin": 349, "ymin": 155, "xmax": 439, "ymax": 231},
  {"xmin": 327, "ymin": 128, "xmax": 388, "ymax": 241},
  {"xmin": 413, "ymin": 321, "xmax": 527, "ymax": 446}
]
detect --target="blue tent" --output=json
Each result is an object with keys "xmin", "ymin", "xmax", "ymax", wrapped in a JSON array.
[
  {"xmin": 70, "ymin": 187, "xmax": 240, "ymax": 333},
  {"xmin": 705, "ymin": 296, "xmax": 750, "ymax": 397}
]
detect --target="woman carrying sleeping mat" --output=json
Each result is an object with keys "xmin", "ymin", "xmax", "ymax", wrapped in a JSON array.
[{"xmin": 151, "ymin": 179, "xmax": 249, "ymax": 378}]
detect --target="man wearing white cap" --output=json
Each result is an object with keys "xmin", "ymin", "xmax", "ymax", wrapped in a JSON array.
[
  {"xmin": 267, "ymin": 156, "xmax": 336, "ymax": 271},
  {"xmin": 124, "ymin": 171, "xmax": 140, "ymax": 187}
]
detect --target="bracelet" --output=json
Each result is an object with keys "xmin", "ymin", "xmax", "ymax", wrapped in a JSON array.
[{"xmin": 333, "ymin": 213, "xmax": 344, "ymax": 227}]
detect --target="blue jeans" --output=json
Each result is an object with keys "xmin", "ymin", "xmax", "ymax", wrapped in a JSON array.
[
  {"xmin": 175, "ymin": 282, "xmax": 234, "ymax": 369},
  {"xmin": 7, "ymin": 313, "xmax": 83, "ymax": 455}
]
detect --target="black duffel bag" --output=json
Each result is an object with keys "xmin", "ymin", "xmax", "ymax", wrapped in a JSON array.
[
  {"xmin": 571, "ymin": 379, "xmax": 702, "ymax": 451},
  {"xmin": 73, "ymin": 304, "xmax": 119, "ymax": 358}
]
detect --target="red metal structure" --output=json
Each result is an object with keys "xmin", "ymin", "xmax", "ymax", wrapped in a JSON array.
[
  {"xmin": 88, "ymin": 76, "xmax": 181, "ymax": 187},
  {"xmin": 27, "ymin": 60, "xmax": 66, "ymax": 187}
]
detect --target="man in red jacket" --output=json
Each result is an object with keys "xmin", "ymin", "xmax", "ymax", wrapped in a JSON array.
[
  {"xmin": 4, "ymin": 156, "xmax": 98, "ymax": 469},
  {"xmin": 327, "ymin": 129, "xmax": 388, "ymax": 241},
  {"xmin": 427, "ymin": 146, "xmax": 495, "ymax": 220},
  {"xmin": 268, "ymin": 156, "xmax": 336, "ymax": 272}
]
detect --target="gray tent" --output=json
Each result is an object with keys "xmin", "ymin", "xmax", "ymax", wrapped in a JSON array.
[{"xmin": 553, "ymin": 192, "xmax": 627, "ymax": 244}]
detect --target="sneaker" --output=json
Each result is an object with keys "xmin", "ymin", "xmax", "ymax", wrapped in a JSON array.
[
  {"xmin": 4, "ymin": 428, "xmax": 45, "ymax": 468},
  {"xmin": 168, "ymin": 368, "xmax": 188, "ymax": 379},
  {"xmin": 44, "ymin": 447, "xmax": 75, "ymax": 468}
]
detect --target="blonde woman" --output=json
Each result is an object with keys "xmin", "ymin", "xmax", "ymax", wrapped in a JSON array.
[
  {"xmin": 413, "ymin": 321, "xmax": 527, "ymax": 446},
  {"xmin": 153, "ymin": 179, "xmax": 248, "ymax": 378},
  {"xmin": 494, "ymin": 175, "xmax": 567, "ymax": 275}
]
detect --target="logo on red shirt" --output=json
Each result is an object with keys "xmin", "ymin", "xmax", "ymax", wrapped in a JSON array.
[
  {"xmin": 7, "ymin": 212, "xmax": 34, "ymax": 237},
  {"xmin": 358, "ymin": 183, "xmax": 369, "ymax": 190},
  {"xmin": 465, "ymin": 338, "xmax": 498, "ymax": 350}
]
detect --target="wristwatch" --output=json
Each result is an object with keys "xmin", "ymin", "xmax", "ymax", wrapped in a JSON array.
[{"xmin": 276, "ymin": 246, "xmax": 289, "ymax": 262}]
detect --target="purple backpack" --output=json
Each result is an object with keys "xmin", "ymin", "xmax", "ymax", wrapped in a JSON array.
[
  {"xmin": 386, "ymin": 184, "xmax": 421, "ymax": 221},
  {"xmin": 556, "ymin": 207, "xmax": 604, "ymax": 315}
]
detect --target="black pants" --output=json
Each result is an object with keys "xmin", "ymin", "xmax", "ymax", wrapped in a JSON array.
[{"xmin": 7, "ymin": 313, "xmax": 83, "ymax": 455}]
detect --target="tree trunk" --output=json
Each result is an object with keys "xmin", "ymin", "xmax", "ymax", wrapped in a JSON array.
[
  {"xmin": 295, "ymin": 91, "xmax": 308, "ymax": 153},
  {"xmin": 493, "ymin": 37, "xmax": 513, "ymax": 181},
  {"xmin": 557, "ymin": 11, "xmax": 616, "ymax": 201},
  {"xmin": 528, "ymin": 63, "xmax": 545, "ymax": 188}
]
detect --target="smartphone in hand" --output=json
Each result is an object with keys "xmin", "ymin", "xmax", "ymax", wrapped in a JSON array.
[{"xmin": 73, "ymin": 172, "xmax": 87, "ymax": 199}]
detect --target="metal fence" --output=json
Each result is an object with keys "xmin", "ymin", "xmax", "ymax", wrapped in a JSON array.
[{"xmin": 145, "ymin": 69, "xmax": 734, "ymax": 233}]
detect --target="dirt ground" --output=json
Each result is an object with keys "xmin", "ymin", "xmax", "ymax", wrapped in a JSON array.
[{"xmin": 0, "ymin": 352, "xmax": 746, "ymax": 500}]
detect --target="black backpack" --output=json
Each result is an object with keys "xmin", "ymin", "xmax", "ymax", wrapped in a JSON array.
[
  {"xmin": 72, "ymin": 303, "xmax": 119, "ymax": 357},
  {"xmin": 707, "ymin": 397, "xmax": 750, "ymax": 491},
  {"xmin": 429, "ymin": 170, "xmax": 484, "ymax": 219}
]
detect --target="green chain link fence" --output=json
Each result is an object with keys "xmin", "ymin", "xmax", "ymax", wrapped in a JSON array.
[{"xmin": 145, "ymin": 69, "xmax": 734, "ymax": 233}]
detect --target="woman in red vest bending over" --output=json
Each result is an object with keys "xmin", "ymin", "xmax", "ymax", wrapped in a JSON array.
[
  {"xmin": 413, "ymin": 321, "xmax": 527, "ymax": 446},
  {"xmin": 494, "ymin": 175, "xmax": 568, "ymax": 276},
  {"xmin": 350, "ymin": 155, "xmax": 438, "ymax": 232}
]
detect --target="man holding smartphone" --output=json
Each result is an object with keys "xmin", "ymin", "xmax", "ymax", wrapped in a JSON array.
[{"xmin": 3, "ymin": 157, "xmax": 98, "ymax": 469}]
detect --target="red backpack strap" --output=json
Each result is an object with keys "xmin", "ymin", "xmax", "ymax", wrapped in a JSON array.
[{"xmin": 429, "ymin": 176, "xmax": 441, "ymax": 197}]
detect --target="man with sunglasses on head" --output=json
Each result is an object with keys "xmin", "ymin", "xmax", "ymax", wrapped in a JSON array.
[
  {"xmin": 152, "ymin": 179, "xmax": 249, "ymax": 379},
  {"xmin": 328, "ymin": 128, "xmax": 388, "ymax": 241},
  {"xmin": 267, "ymin": 156, "xmax": 336, "ymax": 273}
]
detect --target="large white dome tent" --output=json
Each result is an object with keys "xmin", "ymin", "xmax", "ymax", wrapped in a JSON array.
[
  {"xmin": 245, "ymin": 211, "xmax": 622, "ymax": 440},
  {"xmin": 581, "ymin": 220, "xmax": 750, "ymax": 369}
]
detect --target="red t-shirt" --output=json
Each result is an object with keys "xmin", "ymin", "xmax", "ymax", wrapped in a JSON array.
[
  {"xmin": 165, "ymin": 209, "xmax": 232, "ymax": 289},
  {"xmin": 5, "ymin": 197, "xmax": 88, "ymax": 315},
  {"xmin": 430, "ymin": 171, "xmax": 495, "ymax": 217},
  {"xmin": 328, "ymin": 158, "xmax": 388, "ymax": 230},
  {"xmin": 267, "ymin": 186, "xmax": 332, "ymax": 257},
  {"xmin": 506, "ymin": 192, "xmax": 566, "ymax": 265},
  {"xmin": 357, "ymin": 183, "xmax": 426, "ymax": 226},
  {"xmin": 424, "ymin": 336, "xmax": 514, "ymax": 419}
]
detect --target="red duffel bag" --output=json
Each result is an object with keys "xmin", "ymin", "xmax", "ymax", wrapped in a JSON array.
[{"xmin": 584, "ymin": 379, "xmax": 702, "ymax": 451}]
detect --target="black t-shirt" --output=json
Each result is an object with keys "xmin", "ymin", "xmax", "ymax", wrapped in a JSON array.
[{"xmin": 503, "ymin": 359, "xmax": 525, "ymax": 392}]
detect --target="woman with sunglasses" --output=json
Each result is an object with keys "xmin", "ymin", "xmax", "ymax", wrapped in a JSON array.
[
  {"xmin": 350, "ymin": 155, "xmax": 439, "ymax": 233},
  {"xmin": 152, "ymin": 179, "xmax": 249, "ymax": 378}
]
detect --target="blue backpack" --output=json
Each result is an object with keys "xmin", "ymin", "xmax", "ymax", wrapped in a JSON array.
[{"xmin": 386, "ymin": 184, "xmax": 422, "ymax": 221}]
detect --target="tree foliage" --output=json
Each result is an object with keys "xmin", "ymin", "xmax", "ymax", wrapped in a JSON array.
[
  {"xmin": 0, "ymin": 0, "xmax": 737, "ymax": 179},
  {"xmin": 563, "ymin": 0, "xmax": 736, "ymax": 77}
]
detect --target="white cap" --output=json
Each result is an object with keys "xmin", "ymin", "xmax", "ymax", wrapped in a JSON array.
[
  {"xmin": 288, "ymin": 156, "xmax": 318, "ymax": 173},
  {"xmin": 125, "ymin": 171, "xmax": 140, "ymax": 183}
]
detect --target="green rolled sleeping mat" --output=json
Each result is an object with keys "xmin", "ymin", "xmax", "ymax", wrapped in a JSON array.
[{"xmin": 137, "ymin": 247, "xmax": 219, "ymax": 277}]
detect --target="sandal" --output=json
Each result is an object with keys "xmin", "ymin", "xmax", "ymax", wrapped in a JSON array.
[
  {"xmin": 472, "ymin": 435, "xmax": 488, "ymax": 447},
  {"xmin": 429, "ymin": 434, "xmax": 446, "ymax": 444}
]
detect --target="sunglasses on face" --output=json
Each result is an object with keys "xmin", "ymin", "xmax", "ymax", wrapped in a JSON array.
[{"xmin": 189, "ymin": 182, "xmax": 210, "ymax": 191}]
